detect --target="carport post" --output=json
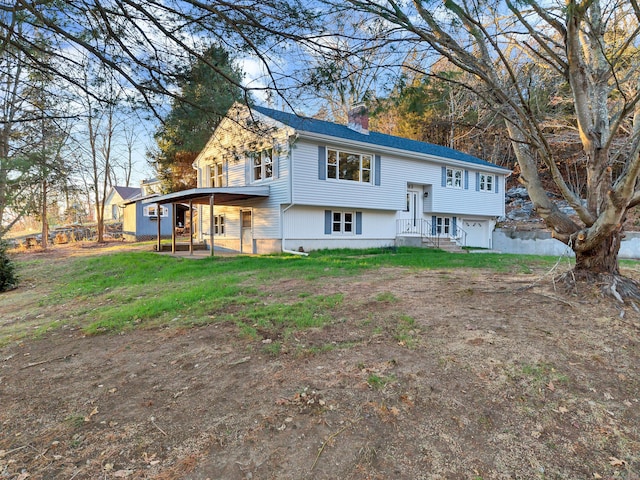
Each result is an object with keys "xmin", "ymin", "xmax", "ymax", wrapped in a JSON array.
[
  {"xmin": 209, "ymin": 194, "xmax": 215, "ymax": 257},
  {"xmin": 171, "ymin": 202, "xmax": 176, "ymax": 253},
  {"xmin": 189, "ymin": 200, "xmax": 194, "ymax": 255},
  {"xmin": 156, "ymin": 203, "xmax": 161, "ymax": 253}
]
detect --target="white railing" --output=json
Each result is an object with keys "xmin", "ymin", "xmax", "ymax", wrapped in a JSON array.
[{"xmin": 396, "ymin": 218, "xmax": 467, "ymax": 247}]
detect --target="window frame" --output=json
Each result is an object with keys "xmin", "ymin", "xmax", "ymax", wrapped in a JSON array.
[
  {"xmin": 143, "ymin": 205, "xmax": 168, "ymax": 218},
  {"xmin": 446, "ymin": 167, "xmax": 463, "ymax": 189},
  {"xmin": 326, "ymin": 148, "xmax": 373, "ymax": 184},
  {"xmin": 436, "ymin": 216, "xmax": 451, "ymax": 235},
  {"xmin": 251, "ymin": 148, "xmax": 273, "ymax": 182},
  {"xmin": 331, "ymin": 211, "xmax": 355, "ymax": 235},
  {"xmin": 213, "ymin": 214, "xmax": 225, "ymax": 236},
  {"xmin": 479, "ymin": 173, "xmax": 493, "ymax": 192},
  {"xmin": 210, "ymin": 161, "xmax": 224, "ymax": 188}
]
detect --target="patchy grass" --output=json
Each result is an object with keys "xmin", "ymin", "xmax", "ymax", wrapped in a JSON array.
[
  {"xmin": 1, "ymin": 243, "xmax": 639, "ymax": 480},
  {"xmin": 0, "ymin": 246, "xmax": 564, "ymax": 346}
]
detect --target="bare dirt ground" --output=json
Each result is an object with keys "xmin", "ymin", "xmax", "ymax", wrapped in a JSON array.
[{"xmin": 1, "ymin": 244, "xmax": 639, "ymax": 480}]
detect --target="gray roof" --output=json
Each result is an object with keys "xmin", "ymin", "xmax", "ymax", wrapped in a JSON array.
[
  {"xmin": 113, "ymin": 186, "xmax": 142, "ymax": 200},
  {"xmin": 252, "ymin": 105, "xmax": 509, "ymax": 171}
]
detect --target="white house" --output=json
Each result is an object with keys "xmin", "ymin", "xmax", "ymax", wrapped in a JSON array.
[
  {"xmin": 144, "ymin": 103, "xmax": 510, "ymax": 254},
  {"xmin": 102, "ymin": 186, "xmax": 142, "ymax": 221}
]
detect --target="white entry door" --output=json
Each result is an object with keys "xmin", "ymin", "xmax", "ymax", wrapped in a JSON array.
[
  {"xmin": 241, "ymin": 209, "xmax": 253, "ymax": 253},
  {"xmin": 398, "ymin": 190, "xmax": 420, "ymax": 234}
]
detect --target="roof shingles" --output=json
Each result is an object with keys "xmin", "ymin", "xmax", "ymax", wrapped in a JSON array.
[{"xmin": 252, "ymin": 105, "xmax": 507, "ymax": 170}]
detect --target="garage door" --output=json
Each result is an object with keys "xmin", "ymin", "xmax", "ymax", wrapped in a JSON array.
[{"xmin": 462, "ymin": 219, "xmax": 489, "ymax": 248}]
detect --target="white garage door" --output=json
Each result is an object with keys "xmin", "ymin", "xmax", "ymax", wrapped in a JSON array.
[{"xmin": 462, "ymin": 219, "xmax": 489, "ymax": 248}]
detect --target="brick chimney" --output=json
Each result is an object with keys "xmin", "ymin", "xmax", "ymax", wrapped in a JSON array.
[{"xmin": 347, "ymin": 104, "xmax": 369, "ymax": 134}]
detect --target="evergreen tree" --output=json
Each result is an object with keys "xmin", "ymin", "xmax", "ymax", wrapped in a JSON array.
[
  {"xmin": 150, "ymin": 45, "xmax": 245, "ymax": 192},
  {"xmin": 0, "ymin": 240, "xmax": 17, "ymax": 292}
]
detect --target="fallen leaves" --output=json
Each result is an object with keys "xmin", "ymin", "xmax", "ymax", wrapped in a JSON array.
[
  {"xmin": 84, "ymin": 407, "xmax": 99, "ymax": 422},
  {"xmin": 609, "ymin": 456, "xmax": 627, "ymax": 467}
]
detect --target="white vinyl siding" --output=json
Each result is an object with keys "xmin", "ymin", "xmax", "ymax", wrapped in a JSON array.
[
  {"xmin": 283, "ymin": 206, "xmax": 395, "ymax": 251},
  {"xmin": 293, "ymin": 140, "xmax": 505, "ymax": 217}
]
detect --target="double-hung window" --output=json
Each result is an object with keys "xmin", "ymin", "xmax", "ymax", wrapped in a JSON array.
[
  {"xmin": 210, "ymin": 162, "xmax": 224, "ymax": 187},
  {"xmin": 332, "ymin": 211, "xmax": 354, "ymax": 234},
  {"xmin": 214, "ymin": 215, "xmax": 225, "ymax": 235},
  {"xmin": 327, "ymin": 148, "xmax": 372, "ymax": 183},
  {"xmin": 252, "ymin": 149, "xmax": 273, "ymax": 182},
  {"xmin": 325, "ymin": 210, "xmax": 362, "ymax": 235},
  {"xmin": 446, "ymin": 167, "xmax": 463, "ymax": 189},
  {"xmin": 479, "ymin": 173, "xmax": 493, "ymax": 192},
  {"xmin": 436, "ymin": 217, "xmax": 451, "ymax": 235}
]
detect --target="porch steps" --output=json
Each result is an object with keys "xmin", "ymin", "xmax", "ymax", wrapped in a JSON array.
[{"xmin": 422, "ymin": 237, "xmax": 465, "ymax": 253}]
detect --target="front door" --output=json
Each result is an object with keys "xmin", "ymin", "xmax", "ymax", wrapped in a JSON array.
[
  {"xmin": 241, "ymin": 209, "xmax": 253, "ymax": 254},
  {"xmin": 399, "ymin": 189, "xmax": 420, "ymax": 234}
]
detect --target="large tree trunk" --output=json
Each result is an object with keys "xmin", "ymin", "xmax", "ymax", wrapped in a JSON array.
[
  {"xmin": 41, "ymin": 179, "xmax": 48, "ymax": 250},
  {"xmin": 573, "ymin": 230, "xmax": 621, "ymax": 276},
  {"xmin": 562, "ymin": 229, "xmax": 640, "ymax": 305}
]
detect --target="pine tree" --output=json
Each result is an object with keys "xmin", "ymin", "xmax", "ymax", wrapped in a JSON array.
[
  {"xmin": 0, "ymin": 241, "xmax": 17, "ymax": 292},
  {"xmin": 150, "ymin": 45, "xmax": 245, "ymax": 192}
]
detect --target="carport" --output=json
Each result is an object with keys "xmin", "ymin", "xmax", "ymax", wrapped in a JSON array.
[{"xmin": 142, "ymin": 186, "xmax": 270, "ymax": 256}]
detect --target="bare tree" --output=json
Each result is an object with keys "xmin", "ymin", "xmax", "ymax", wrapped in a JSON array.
[
  {"xmin": 320, "ymin": 0, "xmax": 640, "ymax": 299},
  {"xmin": 73, "ymin": 59, "xmax": 122, "ymax": 243},
  {"xmin": 0, "ymin": 20, "xmax": 73, "ymax": 242},
  {"xmin": 1, "ymin": 1, "xmax": 323, "ymax": 117}
]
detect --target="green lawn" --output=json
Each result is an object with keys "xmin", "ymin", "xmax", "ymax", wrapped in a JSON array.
[{"xmin": 0, "ymin": 246, "xmax": 592, "ymax": 345}]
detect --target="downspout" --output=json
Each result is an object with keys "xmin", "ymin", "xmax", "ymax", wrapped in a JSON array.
[{"xmin": 281, "ymin": 133, "xmax": 308, "ymax": 256}]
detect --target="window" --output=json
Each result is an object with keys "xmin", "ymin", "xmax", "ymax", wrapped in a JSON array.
[
  {"xmin": 327, "ymin": 148, "xmax": 372, "ymax": 183},
  {"xmin": 446, "ymin": 167, "xmax": 463, "ymax": 189},
  {"xmin": 325, "ymin": 210, "xmax": 362, "ymax": 235},
  {"xmin": 436, "ymin": 217, "xmax": 451, "ymax": 235},
  {"xmin": 210, "ymin": 162, "xmax": 224, "ymax": 187},
  {"xmin": 214, "ymin": 215, "xmax": 225, "ymax": 235},
  {"xmin": 252, "ymin": 149, "xmax": 273, "ymax": 181},
  {"xmin": 479, "ymin": 173, "xmax": 493, "ymax": 192},
  {"xmin": 332, "ymin": 211, "xmax": 354, "ymax": 234},
  {"xmin": 143, "ymin": 205, "xmax": 168, "ymax": 218}
]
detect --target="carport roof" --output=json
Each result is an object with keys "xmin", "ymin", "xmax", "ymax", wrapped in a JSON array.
[{"xmin": 140, "ymin": 186, "xmax": 270, "ymax": 205}]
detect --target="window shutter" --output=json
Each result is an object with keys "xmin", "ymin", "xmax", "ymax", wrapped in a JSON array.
[
  {"xmin": 452, "ymin": 216, "xmax": 457, "ymax": 236},
  {"xmin": 431, "ymin": 215, "xmax": 437, "ymax": 236},
  {"xmin": 245, "ymin": 154, "xmax": 252, "ymax": 184},
  {"xmin": 224, "ymin": 161, "xmax": 228, "ymax": 187},
  {"xmin": 324, "ymin": 210, "xmax": 332, "ymax": 234},
  {"xmin": 356, "ymin": 212, "xmax": 362, "ymax": 235},
  {"xmin": 273, "ymin": 153, "xmax": 279, "ymax": 179},
  {"xmin": 318, "ymin": 146, "xmax": 326, "ymax": 180},
  {"xmin": 374, "ymin": 155, "xmax": 381, "ymax": 186},
  {"xmin": 441, "ymin": 166, "xmax": 447, "ymax": 187},
  {"xmin": 464, "ymin": 170, "xmax": 469, "ymax": 190},
  {"xmin": 495, "ymin": 175, "xmax": 499, "ymax": 194},
  {"xmin": 475, "ymin": 172, "xmax": 480, "ymax": 191}
]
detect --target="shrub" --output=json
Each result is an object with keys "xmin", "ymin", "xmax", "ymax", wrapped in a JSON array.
[{"xmin": 0, "ymin": 241, "xmax": 17, "ymax": 292}]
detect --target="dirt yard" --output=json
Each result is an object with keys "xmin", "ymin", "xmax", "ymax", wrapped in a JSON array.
[{"xmin": 1, "ymin": 245, "xmax": 639, "ymax": 479}]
